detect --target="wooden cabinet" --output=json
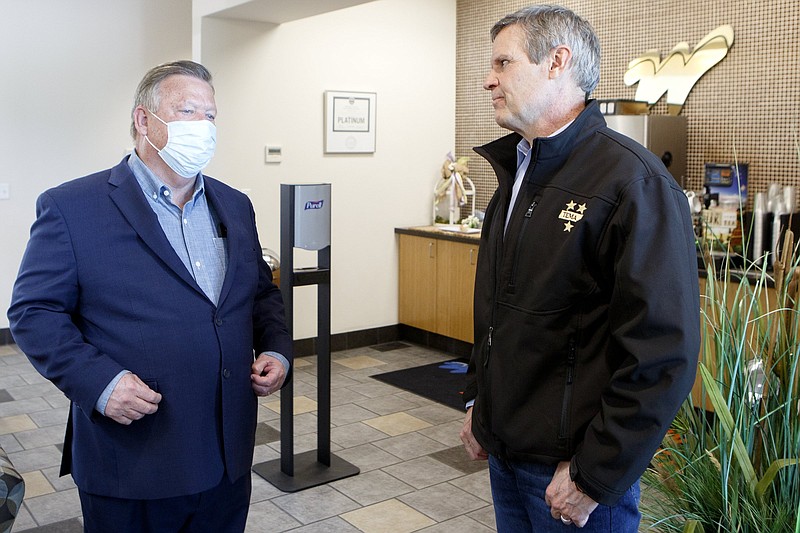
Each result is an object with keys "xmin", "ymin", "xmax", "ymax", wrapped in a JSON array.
[
  {"xmin": 436, "ymin": 239, "xmax": 478, "ymax": 342},
  {"xmin": 398, "ymin": 234, "xmax": 438, "ymax": 334},
  {"xmin": 398, "ymin": 232, "xmax": 479, "ymax": 343}
]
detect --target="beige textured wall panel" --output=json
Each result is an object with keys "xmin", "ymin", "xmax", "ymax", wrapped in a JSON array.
[{"xmin": 457, "ymin": 0, "xmax": 800, "ymax": 212}]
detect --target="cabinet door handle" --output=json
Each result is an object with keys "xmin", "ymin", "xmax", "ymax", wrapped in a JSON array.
[
  {"xmin": 429, "ymin": 242, "xmax": 435, "ymax": 258},
  {"xmin": 470, "ymin": 248, "xmax": 475, "ymax": 265}
]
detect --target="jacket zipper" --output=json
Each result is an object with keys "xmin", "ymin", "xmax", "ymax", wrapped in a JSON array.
[
  {"xmin": 558, "ymin": 337, "xmax": 577, "ymax": 439},
  {"xmin": 484, "ymin": 326, "xmax": 493, "ymax": 367},
  {"xmin": 478, "ymin": 197, "xmax": 507, "ymax": 445},
  {"xmin": 508, "ymin": 199, "xmax": 538, "ymax": 291},
  {"xmin": 485, "ymin": 190, "xmax": 506, "ymax": 370}
]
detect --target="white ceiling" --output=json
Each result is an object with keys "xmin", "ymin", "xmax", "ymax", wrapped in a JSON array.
[{"xmin": 199, "ymin": 0, "xmax": 377, "ymax": 24}]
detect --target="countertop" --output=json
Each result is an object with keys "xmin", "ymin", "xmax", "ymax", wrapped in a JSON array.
[
  {"xmin": 396, "ymin": 226, "xmax": 772, "ymax": 286},
  {"xmin": 698, "ymin": 252, "xmax": 776, "ymax": 287},
  {"xmin": 395, "ymin": 225, "xmax": 481, "ymax": 245}
]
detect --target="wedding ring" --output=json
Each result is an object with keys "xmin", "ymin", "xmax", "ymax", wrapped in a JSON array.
[{"xmin": 560, "ymin": 516, "xmax": 572, "ymax": 525}]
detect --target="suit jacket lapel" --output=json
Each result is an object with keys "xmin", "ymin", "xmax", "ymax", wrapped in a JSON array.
[
  {"xmin": 204, "ymin": 178, "xmax": 239, "ymax": 309},
  {"xmin": 107, "ymin": 160, "xmax": 206, "ymax": 296}
]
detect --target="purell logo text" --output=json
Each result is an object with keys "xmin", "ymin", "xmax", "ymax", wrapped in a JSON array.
[{"xmin": 304, "ymin": 200, "xmax": 324, "ymax": 210}]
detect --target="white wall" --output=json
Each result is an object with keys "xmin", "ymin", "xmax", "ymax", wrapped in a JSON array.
[
  {"xmin": 0, "ymin": 0, "xmax": 194, "ymax": 330},
  {"xmin": 200, "ymin": 0, "xmax": 456, "ymax": 339},
  {"xmin": 0, "ymin": 0, "xmax": 456, "ymax": 339}
]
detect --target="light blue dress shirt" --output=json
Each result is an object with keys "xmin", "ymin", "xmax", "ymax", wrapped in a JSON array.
[
  {"xmin": 504, "ymin": 138, "xmax": 533, "ymax": 234},
  {"xmin": 129, "ymin": 151, "xmax": 227, "ymax": 304}
]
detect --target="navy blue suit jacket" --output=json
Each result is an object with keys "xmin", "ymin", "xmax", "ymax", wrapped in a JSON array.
[{"xmin": 8, "ymin": 157, "xmax": 292, "ymax": 499}]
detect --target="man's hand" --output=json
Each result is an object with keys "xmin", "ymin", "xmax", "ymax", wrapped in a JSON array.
[
  {"xmin": 545, "ymin": 461, "xmax": 598, "ymax": 528},
  {"xmin": 251, "ymin": 354, "xmax": 286, "ymax": 396},
  {"xmin": 459, "ymin": 406, "xmax": 489, "ymax": 460},
  {"xmin": 104, "ymin": 373, "xmax": 162, "ymax": 425}
]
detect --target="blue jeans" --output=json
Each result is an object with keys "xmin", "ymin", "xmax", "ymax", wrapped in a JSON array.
[{"xmin": 488, "ymin": 455, "xmax": 641, "ymax": 532}]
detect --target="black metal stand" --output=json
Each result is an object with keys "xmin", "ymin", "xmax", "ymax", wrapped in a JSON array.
[{"xmin": 252, "ymin": 184, "xmax": 359, "ymax": 492}]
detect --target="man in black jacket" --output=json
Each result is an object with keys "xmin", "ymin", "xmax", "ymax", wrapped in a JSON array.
[{"xmin": 459, "ymin": 6, "xmax": 700, "ymax": 531}]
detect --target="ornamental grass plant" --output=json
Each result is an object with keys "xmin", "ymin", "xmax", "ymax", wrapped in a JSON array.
[{"xmin": 641, "ymin": 218, "xmax": 800, "ymax": 532}]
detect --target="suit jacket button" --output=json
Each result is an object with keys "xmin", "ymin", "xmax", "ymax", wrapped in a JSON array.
[
  {"xmin": 222, "ymin": 368, "xmax": 231, "ymax": 379},
  {"xmin": 215, "ymin": 317, "xmax": 223, "ymax": 326}
]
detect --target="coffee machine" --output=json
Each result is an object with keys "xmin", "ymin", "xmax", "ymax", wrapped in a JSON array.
[{"xmin": 604, "ymin": 114, "xmax": 688, "ymax": 188}]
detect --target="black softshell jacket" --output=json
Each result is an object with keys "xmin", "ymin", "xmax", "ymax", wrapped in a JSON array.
[{"xmin": 463, "ymin": 101, "xmax": 700, "ymax": 506}]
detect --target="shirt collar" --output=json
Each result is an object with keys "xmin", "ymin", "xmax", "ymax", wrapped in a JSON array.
[
  {"xmin": 128, "ymin": 151, "xmax": 205, "ymax": 206},
  {"xmin": 515, "ymin": 138, "xmax": 531, "ymax": 168},
  {"xmin": 549, "ymin": 119, "xmax": 574, "ymax": 138}
]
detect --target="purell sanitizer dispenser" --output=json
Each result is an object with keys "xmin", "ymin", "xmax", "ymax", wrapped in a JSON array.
[
  {"xmin": 293, "ymin": 184, "xmax": 331, "ymax": 251},
  {"xmin": 253, "ymin": 183, "xmax": 360, "ymax": 492}
]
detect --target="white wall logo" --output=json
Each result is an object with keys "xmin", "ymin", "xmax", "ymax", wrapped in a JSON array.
[
  {"xmin": 624, "ymin": 25, "xmax": 734, "ymax": 114},
  {"xmin": 559, "ymin": 201, "xmax": 587, "ymax": 232}
]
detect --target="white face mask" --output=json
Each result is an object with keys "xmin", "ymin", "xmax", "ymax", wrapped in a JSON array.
[{"xmin": 145, "ymin": 110, "xmax": 217, "ymax": 178}]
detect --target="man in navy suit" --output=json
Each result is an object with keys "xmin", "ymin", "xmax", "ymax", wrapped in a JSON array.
[{"xmin": 8, "ymin": 60, "xmax": 292, "ymax": 532}]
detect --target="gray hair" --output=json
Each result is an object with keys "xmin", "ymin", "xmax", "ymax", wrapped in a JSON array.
[
  {"xmin": 130, "ymin": 60, "xmax": 214, "ymax": 140},
  {"xmin": 491, "ymin": 5, "xmax": 600, "ymax": 95}
]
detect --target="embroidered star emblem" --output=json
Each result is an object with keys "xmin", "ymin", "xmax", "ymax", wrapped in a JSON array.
[
  {"xmin": 564, "ymin": 221, "xmax": 574, "ymax": 232},
  {"xmin": 566, "ymin": 200, "xmax": 577, "ymax": 211},
  {"xmin": 577, "ymin": 203, "xmax": 587, "ymax": 214}
]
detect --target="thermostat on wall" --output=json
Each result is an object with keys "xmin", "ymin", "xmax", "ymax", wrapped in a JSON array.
[{"xmin": 265, "ymin": 145, "xmax": 282, "ymax": 163}]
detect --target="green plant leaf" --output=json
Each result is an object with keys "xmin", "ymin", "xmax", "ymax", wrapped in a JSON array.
[
  {"xmin": 755, "ymin": 458, "xmax": 800, "ymax": 498},
  {"xmin": 698, "ymin": 363, "xmax": 758, "ymax": 494},
  {"xmin": 683, "ymin": 519, "xmax": 705, "ymax": 532},
  {"xmin": 796, "ymin": 498, "xmax": 800, "ymax": 533}
]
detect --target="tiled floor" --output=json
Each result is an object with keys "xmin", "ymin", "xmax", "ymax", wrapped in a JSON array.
[{"xmin": 0, "ymin": 341, "xmax": 497, "ymax": 532}]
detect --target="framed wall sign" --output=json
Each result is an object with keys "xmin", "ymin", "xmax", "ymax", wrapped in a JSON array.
[{"xmin": 324, "ymin": 90, "xmax": 376, "ymax": 153}]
